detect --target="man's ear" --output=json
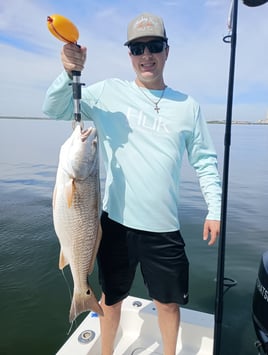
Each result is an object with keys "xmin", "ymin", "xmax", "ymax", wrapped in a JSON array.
[{"xmin": 165, "ymin": 46, "xmax": 169, "ymax": 60}]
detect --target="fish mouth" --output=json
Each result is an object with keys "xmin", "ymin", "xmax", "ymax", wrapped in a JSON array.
[{"xmin": 80, "ymin": 127, "xmax": 97, "ymax": 142}]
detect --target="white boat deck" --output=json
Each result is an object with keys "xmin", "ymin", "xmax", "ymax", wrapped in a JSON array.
[{"xmin": 56, "ymin": 296, "xmax": 214, "ymax": 355}]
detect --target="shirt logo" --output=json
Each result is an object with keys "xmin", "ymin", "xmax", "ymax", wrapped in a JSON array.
[{"xmin": 127, "ymin": 108, "xmax": 170, "ymax": 133}]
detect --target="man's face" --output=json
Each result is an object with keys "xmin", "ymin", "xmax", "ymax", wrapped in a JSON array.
[{"xmin": 128, "ymin": 36, "xmax": 169, "ymax": 88}]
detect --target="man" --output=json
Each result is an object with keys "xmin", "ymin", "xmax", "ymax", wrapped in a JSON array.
[{"xmin": 43, "ymin": 13, "xmax": 221, "ymax": 355}]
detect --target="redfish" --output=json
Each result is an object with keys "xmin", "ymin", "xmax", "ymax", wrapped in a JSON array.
[{"xmin": 53, "ymin": 125, "xmax": 103, "ymax": 322}]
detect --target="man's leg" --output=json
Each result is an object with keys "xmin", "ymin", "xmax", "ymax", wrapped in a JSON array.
[
  {"xmin": 154, "ymin": 300, "xmax": 180, "ymax": 355},
  {"xmin": 99, "ymin": 293, "xmax": 122, "ymax": 355}
]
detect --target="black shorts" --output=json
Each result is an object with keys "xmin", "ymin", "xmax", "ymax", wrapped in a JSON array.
[{"xmin": 97, "ymin": 211, "xmax": 189, "ymax": 306}]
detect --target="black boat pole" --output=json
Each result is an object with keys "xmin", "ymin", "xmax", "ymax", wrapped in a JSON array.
[
  {"xmin": 213, "ymin": 1, "xmax": 238, "ymax": 354},
  {"xmin": 213, "ymin": 1, "xmax": 268, "ymax": 353}
]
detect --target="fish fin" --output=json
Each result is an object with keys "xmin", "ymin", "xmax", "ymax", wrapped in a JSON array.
[
  {"xmin": 69, "ymin": 286, "xmax": 104, "ymax": 322},
  {"xmin": 88, "ymin": 223, "xmax": 102, "ymax": 274},
  {"xmin": 59, "ymin": 249, "xmax": 69, "ymax": 270},
  {"xmin": 52, "ymin": 186, "xmax": 57, "ymax": 209},
  {"xmin": 65, "ymin": 179, "xmax": 75, "ymax": 208}
]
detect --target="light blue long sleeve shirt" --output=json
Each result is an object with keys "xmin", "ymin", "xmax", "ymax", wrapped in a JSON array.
[{"xmin": 43, "ymin": 71, "xmax": 221, "ymax": 232}]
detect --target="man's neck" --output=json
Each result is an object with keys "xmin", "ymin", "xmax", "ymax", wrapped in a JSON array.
[{"xmin": 135, "ymin": 78, "xmax": 166, "ymax": 90}]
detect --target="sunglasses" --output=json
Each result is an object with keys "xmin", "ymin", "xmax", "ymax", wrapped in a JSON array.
[{"xmin": 129, "ymin": 40, "xmax": 167, "ymax": 56}]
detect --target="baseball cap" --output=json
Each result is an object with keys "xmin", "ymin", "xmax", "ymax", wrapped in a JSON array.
[{"xmin": 124, "ymin": 13, "xmax": 168, "ymax": 46}]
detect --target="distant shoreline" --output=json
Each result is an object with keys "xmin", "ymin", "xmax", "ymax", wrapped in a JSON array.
[
  {"xmin": 0, "ymin": 116, "xmax": 50, "ymax": 120},
  {"xmin": 0, "ymin": 116, "xmax": 268, "ymax": 125},
  {"xmin": 207, "ymin": 120, "xmax": 268, "ymax": 125}
]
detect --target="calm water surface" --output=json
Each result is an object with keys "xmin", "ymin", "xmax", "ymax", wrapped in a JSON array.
[{"xmin": 0, "ymin": 119, "xmax": 267, "ymax": 354}]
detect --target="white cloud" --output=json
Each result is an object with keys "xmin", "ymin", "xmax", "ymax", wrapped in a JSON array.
[{"xmin": 0, "ymin": 0, "xmax": 267, "ymax": 121}]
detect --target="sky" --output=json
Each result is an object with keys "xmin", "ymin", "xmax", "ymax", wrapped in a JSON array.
[{"xmin": 0, "ymin": 0, "xmax": 267, "ymax": 122}]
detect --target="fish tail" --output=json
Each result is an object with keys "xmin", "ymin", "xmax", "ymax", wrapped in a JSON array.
[{"xmin": 69, "ymin": 286, "xmax": 104, "ymax": 322}]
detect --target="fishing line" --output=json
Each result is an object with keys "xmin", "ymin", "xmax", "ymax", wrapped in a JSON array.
[
  {"xmin": 60, "ymin": 269, "xmax": 78, "ymax": 334},
  {"xmin": 61, "ymin": 269, "xmax": 73, "ymax": 302},
  {"xmin": 67, "ymin": 320, "xmax": 76, "ymax": 336}
]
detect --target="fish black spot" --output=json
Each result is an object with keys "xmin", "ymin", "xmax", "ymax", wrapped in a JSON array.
[{"xmin": 86, "ymin": 289, "xmax": 91, "ymax": 295}]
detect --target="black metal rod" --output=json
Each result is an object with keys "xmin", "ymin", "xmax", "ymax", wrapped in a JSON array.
[
  {"xmin": 213, "ymin": 0, "xmax": 238, "ymax": 354},
  {"xmin": 71, "ymin": 70, "xmax": 82, "ymax": 123}
]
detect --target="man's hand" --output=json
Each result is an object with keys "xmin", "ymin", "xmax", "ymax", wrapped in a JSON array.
[
  {"xmin": 61, "ymin": 43, "xmax": 87, "ymax": 74},
  {"xmin": 203, "ymin": 219, "xmax": 220, "ymax": 246}
]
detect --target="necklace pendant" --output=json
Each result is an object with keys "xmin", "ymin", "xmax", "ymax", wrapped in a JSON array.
[
  {"xmin": 154, "ymin": 104, "xmax": 160, "ymax": 113},
  {"xmin": 138, "ymin": 85, "xmax": 166, "ymax": 114}
]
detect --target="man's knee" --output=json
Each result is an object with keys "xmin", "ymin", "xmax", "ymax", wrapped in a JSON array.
[
  {"xmin": 100, "ymin": 294, "xmax": 123, "ymax": 312},
  {"xmin": 154, "ymin": 300, "xmax": 179, "ymax": 313}
]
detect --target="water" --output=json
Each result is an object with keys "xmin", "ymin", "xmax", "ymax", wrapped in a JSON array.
[{"xmin": 0, "ymin": 119, "xmax": 267, "ymax": 355}]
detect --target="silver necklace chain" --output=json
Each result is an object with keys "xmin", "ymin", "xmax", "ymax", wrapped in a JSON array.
[{"xmin": 138, "ymin": 86, "xmax": 166, "ymax": 114}]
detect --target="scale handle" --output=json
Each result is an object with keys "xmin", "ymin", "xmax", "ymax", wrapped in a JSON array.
[{"xmin": 47, "ymin": 14, "xmax": 85, "ymax": 128}]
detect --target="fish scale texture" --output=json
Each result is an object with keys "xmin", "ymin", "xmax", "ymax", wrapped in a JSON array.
[{"xmin": 52, "ymin": 127, "xmax": 103, "ymax": 320}]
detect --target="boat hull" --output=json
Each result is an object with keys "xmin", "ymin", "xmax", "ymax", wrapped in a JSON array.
[{"xmin": 56, "ymin": 296, "xmax": 214, "ymax": 355}]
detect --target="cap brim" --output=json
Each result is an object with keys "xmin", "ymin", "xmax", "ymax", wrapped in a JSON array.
[{"xmin": 124, "ymin": 35, "xmax": 167, "ymax": 46}]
